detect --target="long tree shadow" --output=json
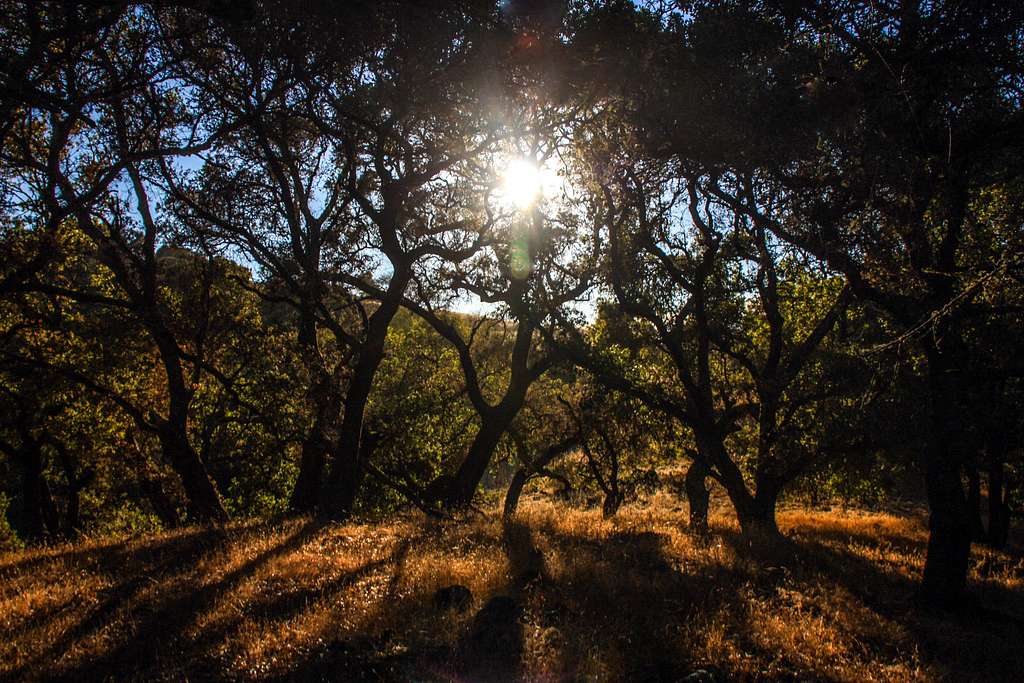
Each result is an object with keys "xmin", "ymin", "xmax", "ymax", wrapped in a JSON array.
[
  {"xmin": 241, "ymin": 534, "xmax": 430, "ymax": 682},
  {"xmin": 0, "ymin": 525, "xmax": 233, "ymax": 582},
  {"xmin": 4, "ymin": 524, "xmax": 252, "ymax": 678},
  {"xmin": 781, "ymin": 524, "xmax": 1024, "ymax": 681},
  {"xmin": 511, "ymin": 519, "xmax": 786, "ymax": 681},
  {"xmin": 32, "ymin": 520, "xmax": 326, "ymax": 682},
  {"xmin": 9, "ymin": 512, "xmax": 1022, "ymax": 681}
]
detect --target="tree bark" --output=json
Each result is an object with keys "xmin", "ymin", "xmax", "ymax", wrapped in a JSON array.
[
  {"xmin": 18, "ymin": 449, "xmax": 45, "ymax": 541},
  {"xmin": 445, "ymin": 407, "xmax": 516, "ymax": 509},
  {"xmin": 152, "ymin": 328, "xmax": 228, "ymax": 524},
  {"xmin": 137, "ymin": 473, "xmax": 182, "ymax": 528},
  {"xmin": 158, "ymin": 426, "xmax": 228, "ymax": 524},
  {"xmin": 919, "ymin": 344, "xmax": 973, "ymax": 609},
  {"xmin": 967, "ymin": 465, "xmax": 986, "ymax": 541},
  {"xmin": 695, "ymin": 432, "xmax": 781, "ymax": 540},
  {"xmin": 986, "ymin": 441, "xmax": 1010, "ymax": 549},
  {"xmin": 288, "ymin": 367, "xmax": 341, "ymax": 515},
  {"xmin": 685, "ymin": 459, "xmax": 710, "ymax": 534},
  {"xmin": 288, "ymin": 305, "xmax": 342, "ymax": 515},
  {"xmin": 503, "ymin": 468, "xmax": 530, "ymax": 519},
  {"xmin": 320, "ymin": 296, "xmax": 401, "ymax": 520}
]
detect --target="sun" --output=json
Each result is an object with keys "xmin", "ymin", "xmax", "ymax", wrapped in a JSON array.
[{"xmin": 499, "ymin": 158, "xmax": 550, "ymax": 210}]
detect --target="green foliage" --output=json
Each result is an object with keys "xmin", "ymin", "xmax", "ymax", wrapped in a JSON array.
[{"xmin": 0, "ymin": 493, "xmax": 23, "ymax": 552}]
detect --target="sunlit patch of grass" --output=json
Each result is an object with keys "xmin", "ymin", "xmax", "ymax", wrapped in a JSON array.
[{"xmin": 1, "ymin": 495, "xmax": 1021, "ymax": 681}]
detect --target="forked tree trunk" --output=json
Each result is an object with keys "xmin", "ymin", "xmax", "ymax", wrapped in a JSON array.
[{"xmin": 694, "ymin": 434, "xmax": 782, "ymax": 542}]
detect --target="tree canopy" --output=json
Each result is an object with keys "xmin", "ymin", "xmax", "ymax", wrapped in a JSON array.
[{"xmin": 2, "ymin": 0, "xmax": 1022, "ymax": 613}]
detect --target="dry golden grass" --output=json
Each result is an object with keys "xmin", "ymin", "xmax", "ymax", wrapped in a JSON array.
[{"xmin": 1, "ymin": 494, "xmax": 1022, "ymax": 681}]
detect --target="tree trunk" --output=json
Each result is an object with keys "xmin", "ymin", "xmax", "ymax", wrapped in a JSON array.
[
  {"xmin": 735, "ymin": 494, "xmax": 779, "ymax": 539},
  {"xmin": 685, "ymin": 459, "xmax": 710, "ymax": 534},
  {"xmin": 694, "ymin": 433, "xmax": 780, "ymax": 541},
  {"xmin": 137, "ymin": 473, "xmax": 181, "ymax": 528},
  {"xmin": 919, "ymin": 345, "xmax": 972, "ymax": 610},
  {"xmin": 288, "ymin": 370, "xmax": 342, "ymax": 516},
  {"xmin": 503, "ymin": 435, "xmax": 578, "ymax": 518},
  {"xmin": 64, "ymin": 481, "xmax": 83, "ymax": 538},
  {"xmin": 966, "ymin": 464, "xmax": 986, "ymax": 541},
  {"xmin": 921, "ymin": 457, "xmax": 972, "ymax": 608},
  {"xmin": 288, "ymin": 308, "xmax": 341, "ymax": 515},
  {"xmin": 54, "ymin": 441, "xmax": 89, "ymax": 538},
  {"xmin": 503, "ymin": 469, "xmax": 530, "ymax": 519},
  {"xmin": 602, "ymin": 490, "xmax": 623, "ymax": 518},
  {"xmin": 445, "ymin": 408, "xmax": 516, "ymax": 509},
  {"xmin": 16, "ymin": 441, "xmax": 49, "ymax": 542},
  {"xmin": 152, "ymin": 329, "xmax": 228, "ymax": 524},
  {"xmin": 39, "ymin": 477, "xmax": 60, "ymax": 539},
  {"xmin": 158, "ymin": 427, "xmax": 227, "ymax": 524},
  {"xmin": 320, "ymin": 297, "xmax": 400, "ymax": 521},
  {"xmin": 321, "ymin": 412, "xmax": 366, "ymax": 520},
  {"xmin": 986, "ymin": 446, "xmax": 1010, "ymax": 549},
  {"xmin": 290, "ymin": 434, "xmax": 331, "ymax": 515}
]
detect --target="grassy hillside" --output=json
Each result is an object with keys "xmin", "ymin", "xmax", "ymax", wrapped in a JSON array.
[{"xmin": 1, "ymin": 495, "xmax": 1022, "ymax": 682}]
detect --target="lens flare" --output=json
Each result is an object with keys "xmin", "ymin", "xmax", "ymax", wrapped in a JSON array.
[{"xmin": 500, "ymin": 158, "xmax": 544, "ymax": 210}]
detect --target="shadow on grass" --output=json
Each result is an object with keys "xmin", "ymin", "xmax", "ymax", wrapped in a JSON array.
[
  {"xmin": 519, "ymin": 519, "xmax": 777, "ymax": 681},
  {"xmin": 779, "ymin": 521, "xmax": 1024, "ymax": 681},
  {"xmin": 36, "ymin": 521, "xmax": 325, "ymax": 682},
  {"xmin": 3, "ymin": 510, "xmax": 1024, "ymax": 682}
]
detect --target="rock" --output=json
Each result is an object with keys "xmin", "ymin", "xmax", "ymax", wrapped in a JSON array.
[
  {"xmin": 459, "ymin": 595, "xmax": 524, "ymax": 678},
  {"xmin": 433, "ymin": 584, "xmax": 473, "ymax": 613},
  {"xmin": 473, "ymin": 595, "xmax": 520, "ymax": 631},
  {"xmin": 681, "ymin": 667, "xmax": 723, "ymax": 682}
]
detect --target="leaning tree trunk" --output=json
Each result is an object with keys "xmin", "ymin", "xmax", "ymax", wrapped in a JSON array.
[
  {"xmin": 503, "ymin": 435, "xmax": 578, "ymax": 518},
  {"xmin": 446, "ymin": 406, "xmax": 518, "ymax": 509},
  {"xmin": 503, "ymin": 469, "xmax": 531, "ymax": 519},
  {"xmin": 320, "ymin": 297, "xmax": 400, "ymax": 521},
  {"xmin": 152, "ymin": 330, "xmax": 228, "ymax": 524},
  {"xmin": 158, "ymin": 426, "xmax": 228, "ymax": 524},
  {"xmin": 137, "ymin": 472, "xmax": 182, "ymax": 528}
]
